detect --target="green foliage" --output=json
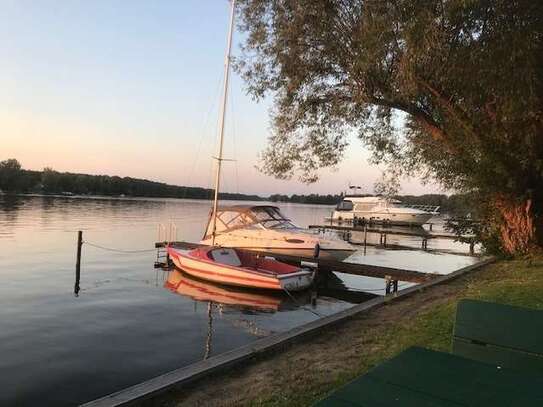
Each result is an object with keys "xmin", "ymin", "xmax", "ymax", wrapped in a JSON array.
[
  {"xmin": 374, "ymin": 171, "xmax": 401, "ymax": 198},
  {"xmin": 0, "ymin": 159, "xmax": 23, "ymax": 192},
  {"xmin": 269, "ymin": 193, "xmax": 342, "ymax": 205},
  {"xmin": 235, "ymin": 0, "xmax": 543, "ymax": 253}
]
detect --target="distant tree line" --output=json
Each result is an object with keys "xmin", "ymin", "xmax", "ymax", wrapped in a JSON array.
[
  {"xmin": 1, "ymin": 159, "xmax": 473, "ymax": 214},
  {"xmin": 0, "ymin": 159, "xmax": 262, "ymax": 201},
  {"xmin": 268, "ymin": 193, "xmax": 342, "ymax": 205}
]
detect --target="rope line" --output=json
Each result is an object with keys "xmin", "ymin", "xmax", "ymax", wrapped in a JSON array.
[
  {"xmin": 339, "ymin": 283, "xmax": 411, "ymax": 293},
  {"xmin": 83, "ymin": 241, "xmax": 156, "ymax": 253}
]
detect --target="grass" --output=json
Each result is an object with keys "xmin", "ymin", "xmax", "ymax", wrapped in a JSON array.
[{"xmin": 248, "ymin": 255, "xmax": 543, "ymax": 406}]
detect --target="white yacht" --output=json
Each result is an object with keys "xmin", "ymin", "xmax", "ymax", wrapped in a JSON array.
[
  {"xmin": 331, "ymin": 196, "xmax": 439, "ymax": 226},
  {"xmin": 200, "ymin": 205, "xmax": 354, "ymax": 260}
]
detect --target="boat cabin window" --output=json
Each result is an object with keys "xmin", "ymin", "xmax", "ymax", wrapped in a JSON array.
[
  {"xmin": 354, "ymin": 203, "xmax": 375, "ymax": 212},
  {"xmin": 336, "ymin": 200, "xmax": 353, "ymax": 211}
]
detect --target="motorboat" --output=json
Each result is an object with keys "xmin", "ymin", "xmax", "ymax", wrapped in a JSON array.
[
  {"xmin": 199, "ymin": 204, "xmax": 354, "ymax": 260},
  {"xmin": 167, "ymin": 245, "xmax": 315, "ymax": 291},
  {"xmin": 331, "ymin": 195, "xmax": 439, "ymax": 226}
]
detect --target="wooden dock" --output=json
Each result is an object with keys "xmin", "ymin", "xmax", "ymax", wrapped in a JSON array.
[
  {"xmin": 308, "ymin": 224, "xmax": 476, "ymax": 254},
  {"xmin": 309, "ymin": 224, "xmax": 459, "ymax": 239},
  {"xmin": 156, "ymin": 241, "xmax": 434, "ymax": 284}
]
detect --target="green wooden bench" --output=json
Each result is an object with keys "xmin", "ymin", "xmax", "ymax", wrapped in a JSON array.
[
  {"xmin": 453, "ymin": 299, "xmax": 543, "ymax": 375},
  {"xmin": 314, "ymin": 300, "xmax": 543, "ymax": 406},
  {"xmin": 314, "ymin": 346, "xmax": 543, "ymax": 406}
]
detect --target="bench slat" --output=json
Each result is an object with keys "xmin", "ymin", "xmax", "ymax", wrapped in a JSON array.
[
  {"xmin": 453, "ymin": 299, "xmax": 543, "ymax": 373},
  {"xmin": 453, "ymin": 338, "xmax": 543, "ymax": 375}
]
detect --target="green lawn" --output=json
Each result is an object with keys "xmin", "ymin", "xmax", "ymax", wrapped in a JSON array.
[{"xmin": 250, "ymin": 256, "xmax": 543, "ymax": 406}]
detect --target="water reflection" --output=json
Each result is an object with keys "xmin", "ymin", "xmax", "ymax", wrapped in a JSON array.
[
  {"xmin": 205, "ymin": 302, "xmax": 213, "ymax": 359},
  {"xmin": 164, "ymin": 269, "xmax": 320, "ymax": 360},
  {"xmin": 0, "ymin": 194, "xmax": 24, "ymax": 239},
  {"xmin": 165, "ymin": 269, "xmax": 286, "ymax": 312}
]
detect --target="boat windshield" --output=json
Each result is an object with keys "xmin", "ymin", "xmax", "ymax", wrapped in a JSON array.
[
  {"xmin": 204, "ymin": 206, "xmax": 298, "ymax": 238},
  {"xmin": 251, "ymin": 207, "xmax": 297, "ymax": 229}
]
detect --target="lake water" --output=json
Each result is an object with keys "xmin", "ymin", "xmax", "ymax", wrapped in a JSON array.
[{"xmin": 0, "ymin": 195, "xmax": 480, "ymax": 406}]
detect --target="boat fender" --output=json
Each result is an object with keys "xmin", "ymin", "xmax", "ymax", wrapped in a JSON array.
[{"xmin": 313, "ymin": 243, "xmax": 320, "ymax": 259}]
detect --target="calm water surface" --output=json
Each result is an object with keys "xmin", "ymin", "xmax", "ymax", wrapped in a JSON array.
[{"xmin": 0, "ymin": 195, "xmax": 480, "ymax": 406}]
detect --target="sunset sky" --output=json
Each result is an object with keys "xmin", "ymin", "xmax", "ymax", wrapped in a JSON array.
[{"xmin": 1, "ymin": 0, "xmax": 440, "ymax": 196}]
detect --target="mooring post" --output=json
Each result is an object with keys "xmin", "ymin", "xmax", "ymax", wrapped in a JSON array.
[
  {"xmin": 74, "ymin": 230, "xmax": 83, "ymax": 296},
  {"xmin": 385, "ymin": 275, "xmax": 392, "ymax": 295},
  {"xmin": 469, "ymin": 241, "xmax": 475, "ymax": 255},
  {"xmin": 429, "ymin": 223, "xmax": 433, "ymax": 231}
]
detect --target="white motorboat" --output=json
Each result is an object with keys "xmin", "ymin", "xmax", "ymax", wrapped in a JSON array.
[
  {"xmin": 200, "ymin": 205, "xmax": 354, "ymax": 260},
  {"xmin": 331, "ymin": 196, "xmax": 439, "ymax": 226}
]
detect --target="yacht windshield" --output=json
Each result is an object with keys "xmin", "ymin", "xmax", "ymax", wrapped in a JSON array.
[
  {"xmin": 204, "ymin": 206, "xmax": 298, "ymax": 238},
  {"xmin": 336, "ymin": 200, "xmax": 354, "ymax": 211},
  {"xmin": 251, "ymin": 207, "xmax": 297, "ymax": 229}
]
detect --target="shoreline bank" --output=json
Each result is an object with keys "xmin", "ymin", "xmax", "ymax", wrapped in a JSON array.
[{"xmin": 138, "ymin": 255, "xmax": 543, "ymax": 406}]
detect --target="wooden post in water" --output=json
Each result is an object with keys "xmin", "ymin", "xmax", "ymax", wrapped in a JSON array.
[{"xmin": 74, "ymin": 230, "xmax": 83, "ymax": 296}]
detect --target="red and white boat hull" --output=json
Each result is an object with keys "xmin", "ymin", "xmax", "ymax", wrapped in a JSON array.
[{"xmin": 167, "ymin": 246, "xmax": 314, "ymax": 291}]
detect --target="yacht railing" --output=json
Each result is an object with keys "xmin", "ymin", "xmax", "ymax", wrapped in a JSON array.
[{"xmin": 403, "ymin": 204, "xmax": 441, "ymax": 213}]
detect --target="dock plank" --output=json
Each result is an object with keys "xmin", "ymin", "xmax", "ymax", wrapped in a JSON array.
[{"xmin": 308, "ymin": 224, "xmax": 462, "ymax": 240}]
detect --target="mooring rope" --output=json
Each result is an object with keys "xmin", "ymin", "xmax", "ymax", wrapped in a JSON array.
[
  {"xmin": 83, "ymin": 241, "xmax": 157, "ymax": 254},
  {"xmin": 342, "ymin": 283, "xmax": 411, "ymax": 293}
]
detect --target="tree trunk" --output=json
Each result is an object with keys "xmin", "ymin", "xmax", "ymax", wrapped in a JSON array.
[{"xmin": 494, "ymin": 196, "xmax": 542, "ymax": 255}]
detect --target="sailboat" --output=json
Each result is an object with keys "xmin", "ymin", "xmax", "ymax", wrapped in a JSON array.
[{"xmin": 167, "ymin": 0, "xmax": 315, "ymax": 291}]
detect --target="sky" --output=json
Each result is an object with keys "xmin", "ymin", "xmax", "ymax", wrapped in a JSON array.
[{"xmin": 0, "ymin": 0, "xmax": 441, "ymax": 196}]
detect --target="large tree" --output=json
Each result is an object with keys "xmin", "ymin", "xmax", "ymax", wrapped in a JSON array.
[{"xmin": 235, "ymin": 0, "xmax": 543, "ymax": 254}]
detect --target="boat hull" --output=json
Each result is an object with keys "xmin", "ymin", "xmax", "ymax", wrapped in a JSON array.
[
  {"xmin": 167, "ymin": 247, "xmax": 315, "ymax": 291},
  {"xmin": 201, "ymin": 230, "xmax": 353, "ymax": 261}
]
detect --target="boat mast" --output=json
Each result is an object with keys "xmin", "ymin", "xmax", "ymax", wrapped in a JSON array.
[{"xmin": 211, "ymin": 0, "xmax": 235, "ymax": 246}]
